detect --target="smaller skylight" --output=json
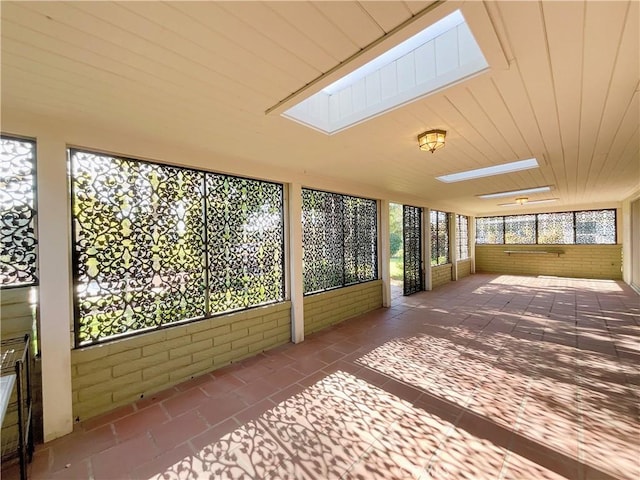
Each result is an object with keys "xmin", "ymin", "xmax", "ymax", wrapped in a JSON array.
[
  {"xmin": 499, "ymin": 198, "xmax": 558, "ymax": 207},
  {"xmin": 436, "ymin": 158, "xmax": 539, "ymax": 183},
  {"xmin": 477, "ymin": 186, "xmax": 551, "ymax": 199}
]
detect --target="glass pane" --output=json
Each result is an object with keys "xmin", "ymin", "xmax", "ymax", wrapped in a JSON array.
[
  {"xmin": 505, "ymin": 215, "xmax": 536, "ymax": 244},
  {"xmin": 302, "ymin": 190, "xmax": 344, "ymax": 293},
  {"xmin": 476, "ymin": 217, "xmax": 504, "ymax": 244},
  {"xmin": 356, "ymin": 198, "xmax": 378, "ymax": 283},
  {"xmin": 457, "ymin": 215, "xmax": 469, "ymax": 259},
  {"xmin": 430, "ymin": 210, "xmax": 438, "ymax": 265},
  {"xmin": 430, "ymin": 210, "xmax": 449, "ymax": 265},
  {"xmin": 71, "ymin": 151, "xmax": 206, "ymax": 345},
  {"xmin": 438, "ymin": 211, "xmax": 449, "ymax": 264},
  {"xmin": 576, "ymin": 210, "xmax": 616, "ymax": 244},
  {"xmin": 1, "ymin": 137, "xmax": 38, "ymax": 287},
  {"xmin": 538, "ymin": 212, "xmax": 573, "ymax": 244},
  {"xmin": 302, "ymin": 190, "xmax": 377, "ymax": 294},
  {"xmin": 206, "ymin": 174, "xmax": 284, "ymax": 313}
]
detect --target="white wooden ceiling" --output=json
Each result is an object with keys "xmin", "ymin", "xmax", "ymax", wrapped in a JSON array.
[{"xmin": 1, "ymin": 1, "xmax": 638, "ymax": 215}]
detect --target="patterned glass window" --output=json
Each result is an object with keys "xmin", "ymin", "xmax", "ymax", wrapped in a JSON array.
[
  {"xmin": 302, "ymin": 189, "xmax": 377, "ymax": 295},
  {"xmin": 538, "ymin": 212, "xmax": 574, "ymax": 244},
  {"xmin": 456, "ymin": 215, "xmax": 469, "ymax": 259},
  {"xmin": 475, "ymin": 217, "xmax": 504, "ymax": 244},
  {"xmin": 430, "ymin": 210, "xmax": 449, "ymax": 266},
  {"xmin": 505, "ymin": 215, "xmax": 536, "ymax": 244},
  {"xmin": 1, "ymin": 136, "xmax": 38, "ymax": 288},
  {"xmin": 70, "ymin": 149, "xmax": 284, "ymax": 346},
  {"xmin": 576, "ymin": 210, "xmax": 616, "ymax": 244}
]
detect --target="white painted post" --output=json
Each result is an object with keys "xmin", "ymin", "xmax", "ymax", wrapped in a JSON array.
[
  {"xmin": 36, "ymin": 135, "xmax": 74, "ymax": 441},
  {"xmin": 424, "ymin": 208, "xmax": 433, "ymax": 291},
  {"xmin": 288, "ymin": 183, "xmax": 304, "ymax": 343},
  {"xmin": 450, "ymin": 213, "xmax": 458, "ymax": 280},
  {"xmin": 469, "ymin": 215, "xmax": 477, "ymax": 274},
  {"xmin": 379, "ymin": 200, "xmax": 391, "ymax": 307}
]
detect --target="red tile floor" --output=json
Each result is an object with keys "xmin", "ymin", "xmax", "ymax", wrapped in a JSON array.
[{"xmin": 3, "ymin": 274, "xmax": 639, "ymax": 479}]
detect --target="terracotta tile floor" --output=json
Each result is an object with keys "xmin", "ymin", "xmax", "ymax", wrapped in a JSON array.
[{"xmin": 4, "ymin": 274, "xmax": 639, "ymax": 479}]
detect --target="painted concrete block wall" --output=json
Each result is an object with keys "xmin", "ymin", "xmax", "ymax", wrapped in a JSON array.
[
  {"xmin": 303, "ymin": 280, "xmax": 383, "ymax": 336},
  {"xmin": 0, "ymin": 287, "xmax": 42, "ymax": 453},
  {"xmin": 457, "ymin": 259, "xmax": 472, "ymax": 279},
  {"xmin": 431, "ymin": 264, "xmax": 453, "ymax": 288},
  {"xmin": 71, "ymin": 302, "xmax": 291, "ymax": 421},
  {"xmin": 0, "ymin": 287, "xmax": 35, "ymax": 339},
  {"xmin": 475, "ymin": 245, "xmax": 622, "ymax": 280}
]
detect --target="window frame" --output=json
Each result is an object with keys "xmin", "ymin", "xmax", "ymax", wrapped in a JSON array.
[
  {"xmin": 430, "ymin": 210, "xmax": 450, "ymax": 266},
  {"xmin": 1, "ymin": 134, "xmax": 39, "ymax": 289},
  {"xmin": 69, "ymin": 147, "xmax": 286, "ymax": 347},
  {"xmin": 456, "ymin": 214, "xmax": 469, "ymax": 260},
  {"xmin": 475, "ymin": 209, "xmax": 617, "ymax": 245},
  {"xmin": 301, "ymin": 187, "xmax": 378, "ymax": 296}
]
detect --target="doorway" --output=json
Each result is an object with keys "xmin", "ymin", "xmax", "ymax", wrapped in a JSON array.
[{"xmin": 389, "ymin": 203, "xmax": 424, "ymax": 298}]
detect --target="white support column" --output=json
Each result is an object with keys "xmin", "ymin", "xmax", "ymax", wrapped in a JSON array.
[
  {"xmin": 37, "ymin": 135, "xmax": 74, "ymax": 441},
  {"xmin": 379, "ymin": 200, "xmax": 391, "ymax": 307},
  {"xmin": 288, "ymin": 183, "xmax": 304, "ymax": 344},
  {"xmin": 424, "ymin": 208, "xmax": 433, "ymax": 291},
  {"xmin": 450, "ymin": 213, "xmax": 458, "ymax": 280},
  {"xmin": 469, "ymin": 215, "xmax": 477, "ymax": 274}
]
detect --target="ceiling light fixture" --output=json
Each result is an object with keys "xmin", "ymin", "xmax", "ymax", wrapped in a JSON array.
[
  {"xmin": 436, "ymin": 158, "xmax": 539, "ymax": 183},
  {"xmin": 515, "ymin": 197, "xmax": 528, "ymax": 205},
  {"xmin": 499, "ymin": 198, "xmax": 559, "ymax": 207},
  {"xmin": 477, "ymin": 186, "xmax": 552, "ymax": 199},
  {"xmin": 418, "ymin": 129, "xmax": 446, "ymax": 153}
]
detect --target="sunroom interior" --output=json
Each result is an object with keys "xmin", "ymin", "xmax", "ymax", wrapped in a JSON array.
[{"xmin": 1, "ymin": 1, "xmax": 639, "ymax": 479}]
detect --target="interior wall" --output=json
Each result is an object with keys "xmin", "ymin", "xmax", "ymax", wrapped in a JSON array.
[
  {"xmin": 0, "ymin": 286, "xmax": 39, "ymax": 458},
  {"xmin": 457, "ymin": 259, "xmax": 472, "ymax": 279},
  {"xmin": 303, "ymin": 281, "xmax": 383, "ymax": 336},
  {"xmin": 475, "ymin": 245, "xmax": 623, "ymax": 280},
  {"xmin": 630, "ymin": 198, "xmax": 640, "ymax": 292},
  {"xmin": 0, "ymin": 287, "xmax": 34, "ymax": 339},
  {"xmin": 431, "ymin": 264, "xmax": 453, "ymax": 288},
  {"xmin": 71, "ymin": 302, "xmax": 291, "ymax": 421}
]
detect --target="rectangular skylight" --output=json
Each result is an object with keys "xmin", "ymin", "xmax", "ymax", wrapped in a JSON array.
[
  {"xmin": 321, "ymin": 10, "xmax": 465, "ymax": 95},
  {"xmin": 436, "ymin": 158, "xmax": 539, "ymax": 183},
  {"xmin": 281, "ymin": 9, "xmax": 489, "ymax": 134},
  {"xmin": 499, "ymin": 198, "xmax": 558, "ymax": 207},
  {"xmin": 477, "ymin": 186, "xmax": 551, "ymax": 199}
]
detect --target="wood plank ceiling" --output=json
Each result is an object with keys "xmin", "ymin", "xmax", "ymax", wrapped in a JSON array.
[{"xmin": 1, "ymin": 1, "xmax": 638, "ymax": 215}]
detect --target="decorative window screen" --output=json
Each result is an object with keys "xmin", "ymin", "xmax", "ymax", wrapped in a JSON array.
[
  {"xmin": 538, "ymin": 212, "xmax": 574, "ymax": 244},
  {"xmin": 505, "ymin": 215, "xmax": 536, "ymax": 244},
  {"xmin": 70, "ymin": 149, "xmax": 284, "ymax": 346},
  {"xmin": 475, "ymin": 217, "xmax": 504, "ymax": 244},
  {"xmin": 430, "ymin": 210, "xmax": 449, "ymax": 266},
  {"xmin": 1, "ymin": 136, "xmax": 38, "ymax": 288},
  {"xmin": 476, "ymin": 210, "xmax": 616, "ymax": 245},
  {"xmin": 302, "ymin": 189, "xmax": 377, "ymax": 295},
  {"xmin": 456, "ymin": 215, "xmax": 469, "ymax": 259},
  {"xmin": 575, "ymin": 210, "xmax": 616, "ymax": 244}
]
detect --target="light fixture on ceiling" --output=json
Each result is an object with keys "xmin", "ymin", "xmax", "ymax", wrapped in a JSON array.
[
  {"xmin": 418, "ymin": 129, "xmax": 446, "ymax": 153},
  {"xmin": 515, "ymin": 197, "xmax": 528, "ymax": 205},
  {"xmin": 499, "ymin": 198, "xmax": 558, "ymax": 207},
  {"xmin": 477, "ymin": 186, "xmax": 552, "ymax": 199}
]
